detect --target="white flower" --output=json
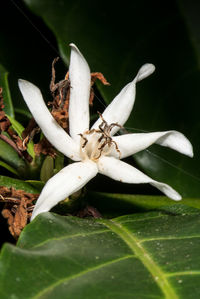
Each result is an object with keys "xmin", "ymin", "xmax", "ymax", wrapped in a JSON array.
[{"xmin": 18, "ymin": 44, "xmax": 193, "ymax": 221}]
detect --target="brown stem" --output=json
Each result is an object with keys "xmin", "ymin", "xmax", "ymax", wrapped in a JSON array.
[{"xmin": 22, "ymin": 117, "xmax": 37, "ymax": 139}]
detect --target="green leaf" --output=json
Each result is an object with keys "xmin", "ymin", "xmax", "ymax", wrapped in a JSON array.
[
  {"xmin": 0, "ymin": 175, "xmax": 39, "ymax": 193},
  {"xmin": 134, "ymin": 148, "xmax": 200, "ymax": 198},
  {"xmin": 6, "ymin": 115, "xmax": 24, "ymax": 137},
  {"xmin": 23, "ymin": 0, "xmax": 200, "ymax": 197},
  {"xmin": 0, "ymin": 161, "xmax": 18, "ymax": 176},
  {"xmin": 0, "ymin": 64, "xmax": 14, "ymax": 118},
  {"xmin": 26, "ymin": 180, "xmax": 45, "ymax": 192},
  {"xmin": 40, "ymin": 155, "xmax": 54, "ymax": 182},
  {"xmin": 54, "ymin": 152, "xmax": 64, "ymax": 174},
  {"xmin": 6, "ymin": 115, "xmax": 35, "ymax": 159},
  {"xmin": 1, "ymin": 206, "xmax": 200, "ymax": 298},
  {"xmin": 0, "ymin": 139, "xmax": 27, "ymax": 177},
  {"xmin": 87, "ymin": 191, "xmax": 200, "ymax": 218}
]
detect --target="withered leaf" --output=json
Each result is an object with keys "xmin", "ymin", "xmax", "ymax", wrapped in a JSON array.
[
  {"xmin": 89, "ymin": 72, "xmax": 110, "ymax": 105},
  {"xmin": 34, "ymin": 137, "xmax": 56, "ymax": 158},
  {"xmin": 1, "ymin": 186, "xmax": 38, "ymax": 239},
  {"xmin": 91, "ymin": 72, "xmax": 110, "ymax": 86}
]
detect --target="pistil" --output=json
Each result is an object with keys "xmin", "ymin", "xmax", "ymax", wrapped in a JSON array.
[{"xmin": 79, "ymin": 114, "xmax": 122, "ymax": 162}]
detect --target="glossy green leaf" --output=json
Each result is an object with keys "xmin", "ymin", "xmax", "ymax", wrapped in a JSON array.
[
  {"xmin": 86, "ymin": 191, "xmax": 200, "ymax": 218},
  {"xmin": 26, "ymin": 180, "xmax": 45, "ymax": 192},
  {"xmin": 0, "ymin": 175, "xmax": 38, "ymax": 193},
  {"xmin": 0, "ymin": 161, "xmax": 18, "ymax": 176},
  {"xmin": 23, "ymin": 0, "xmax": 200, "ymax": 197},
  {"xmin": 1, "ymin": 206, "xmax": 200, "ymax": 298},
  {"xmin": 6, "ymin": 115, "xmax": 35, "ymax": 159},
  {"xmin": 6, "ymin": 114, "xmax": 24, "ymax": 137},
  {"xmin": 0, "ymin": 64, "xmax": 14, "ymax": 118},
  {"xmin": 134, "ymin": 148, "xmax": 200, "ymax": 198},
  {"xmin": 0, "ymin": 139, "xmax": 27, "ymax": 177}
]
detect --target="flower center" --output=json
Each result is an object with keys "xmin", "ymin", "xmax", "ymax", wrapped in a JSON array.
[{"xmin": 79, "ymin": 113, "xmax": 121, "ymax": 162}]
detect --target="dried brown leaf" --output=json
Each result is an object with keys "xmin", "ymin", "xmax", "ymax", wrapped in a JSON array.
[
  {"xmin": 1, "ymin": 186, "xmax": 39, "ymax": 239},
  {"xmin": 22, "ymin": 118, "xmax": 37, "ymax": 139},
  {"xmin": 34, "ymin": 137, "xmax": 56, "ymax": 158},
  {"xmin": 51, "ymin": 110, "xmax": 69, "ymax": 129},
  {"xmin": 89, "ymin": 72, "xmax": 110, "ymax": 105},
  {"xmin": 91, "ymin": 72, "xmax": 110, "ymax": 86},
  {"xmin": 49, "ymin": 59, "xmax": 70, "ymax": 132}
]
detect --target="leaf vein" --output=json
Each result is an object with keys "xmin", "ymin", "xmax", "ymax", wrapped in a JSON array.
[
  {"xmin": 31, "ymin": 255, "xmax": 134, "ymax": 298},
  {"xmin": 28, "ymin": 229, "xmax": 109, "ymax": 249},
  {"xmin": 100, "ymin": 218, "xmax": 178, "ymax": 299},
  {"xmin": 116, "ymin": 214, "xmax": 164, "ymax": 224},
  {"xmin": 166, "ymin": 271, "xmax": 200, "ymax": 277},
  {"xmin": 140, "ymin": 235, "xmax": 200, "ymax": 243}
]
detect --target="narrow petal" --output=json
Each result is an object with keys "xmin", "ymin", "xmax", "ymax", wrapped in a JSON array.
[
  {"xmin": 31, "ymin": 160, "xmax": 98, "ymax": 220},
  {"xmin": 98, "ymin": 156, "xmax": 181, "ymax": 200},
  {"xmin": 111, "ymin": 131, "xmax": 193, "ymax": 159},
  {"xmin": 92, "ymin": 64, "xmax": 155, "ymax": 136},
  {"xmin": 18, "ymin": 79, "xmax": 80, "ymax": 161},
  {"xmin": 69, "ymin": 44, "xmax": 91, "ymax": 141}
]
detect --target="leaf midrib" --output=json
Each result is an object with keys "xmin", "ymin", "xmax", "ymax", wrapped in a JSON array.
[{"xmin": 101, "ymin": 218, "xmax": 178, "ymax": 299}]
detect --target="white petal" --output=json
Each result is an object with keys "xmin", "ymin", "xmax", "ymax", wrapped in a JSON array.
[
  {"xmin": 18, "ymin": 79, "xmax": 80, "ymax": 161},
  {"xmin": 98, "ymin": 156, "xmax": 181, "ymax": 200},
  {"xmin": 136, "ymin": 64, "xmax": 155, "ymax": 82},
  {"xmin": 69, "ymin": 44, "xmax": 91, "ymax": 141},
  {"xmin": 31, "ymin": 160, "xmax": 98, "ymax": 220},
  {"xmin": 92, "ymin": 64, "xmax": 155, "ymax": 136},
  {"xmin": 111, "ymin": 131, "xmax": 193, "ymax": 159}
]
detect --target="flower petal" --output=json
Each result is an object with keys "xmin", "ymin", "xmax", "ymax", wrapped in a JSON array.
[
  {"xmin": 111, "ymin": 131, "xmax": 193, "ymax": 159},
  {"xmin": 92, "ymin": 64, "xmax": 155, "ymax": 136},
  {"xmin": 69, "ymin": 44, "xmax": 91, "ymax": 141},
  {"xmin": 98, "ymin": 156, "xmax": 181, "ymax": 200},
  {"xmin": 31, "ymin": 160, "xmax": 98, "ymax": 220},
  {"xmin": 18, "ymin": 79, "xmax": 80, "ymax": 161}
]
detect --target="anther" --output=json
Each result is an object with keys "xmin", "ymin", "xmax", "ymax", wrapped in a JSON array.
[{"xmin": 78, "ymin": 133, "xmax": 88, "ymax": 148}]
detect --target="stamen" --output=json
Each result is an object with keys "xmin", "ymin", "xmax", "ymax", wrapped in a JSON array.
[
  {"xmin": 79, "ymin": 115, "xmax": 122, "ymax": 161},
  {"xmin": 78, "ymin": 133, "xmax": 88, "ymax": 148}
]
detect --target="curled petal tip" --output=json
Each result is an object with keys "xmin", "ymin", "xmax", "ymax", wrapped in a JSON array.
[
  {"xmin": 186, "ymin": 148, "xmax": 194, "ymax": 158},
  {"xmin": 187, "ymin": 143, "xmax": 194, "ymax": 158},
  {"xmin": 175, "ymin": 196, "xmax": 182, "ymax": 201},
  {"xmin": 18, "ymin": 79, "xmax": 41, "ymax": 98},
  {"xmin": 69, "ymin": 43, "xmax": 80, "ymax": 53},
  {"xmin": 177, "ymin": 133, "xmax": 194, "ymax": 158},
  {"xmin": 69, "ymin": 42, "xmax": 76, "ymax": 48},
  {"xmin": 18, "ymin": 78, "xmax": 28, "ymax": 86},
  {"xmin": 168, "ymin": 191, "xmax": 182, "ymax": 201},
  {"xmin": 69, "ymin": 44, "xmax": 88, "ymax": 64},
  {"xmin": 151, "ymin": 181, "xmax": 182, "ymax": 201},
  {"xmin": 137, "ymin": 63, "xmax": 155, "ymax": 82},
  {"xmin": 18, "ymin": 78, "xmax": 38, "ymax": 88},
  {"xmin": 18, "ymin": 79, "xmax": 25, "ymax": 89},
  {"xmin": 171, "ymin": 131, "xmax": 194, "ymax": 158}
]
